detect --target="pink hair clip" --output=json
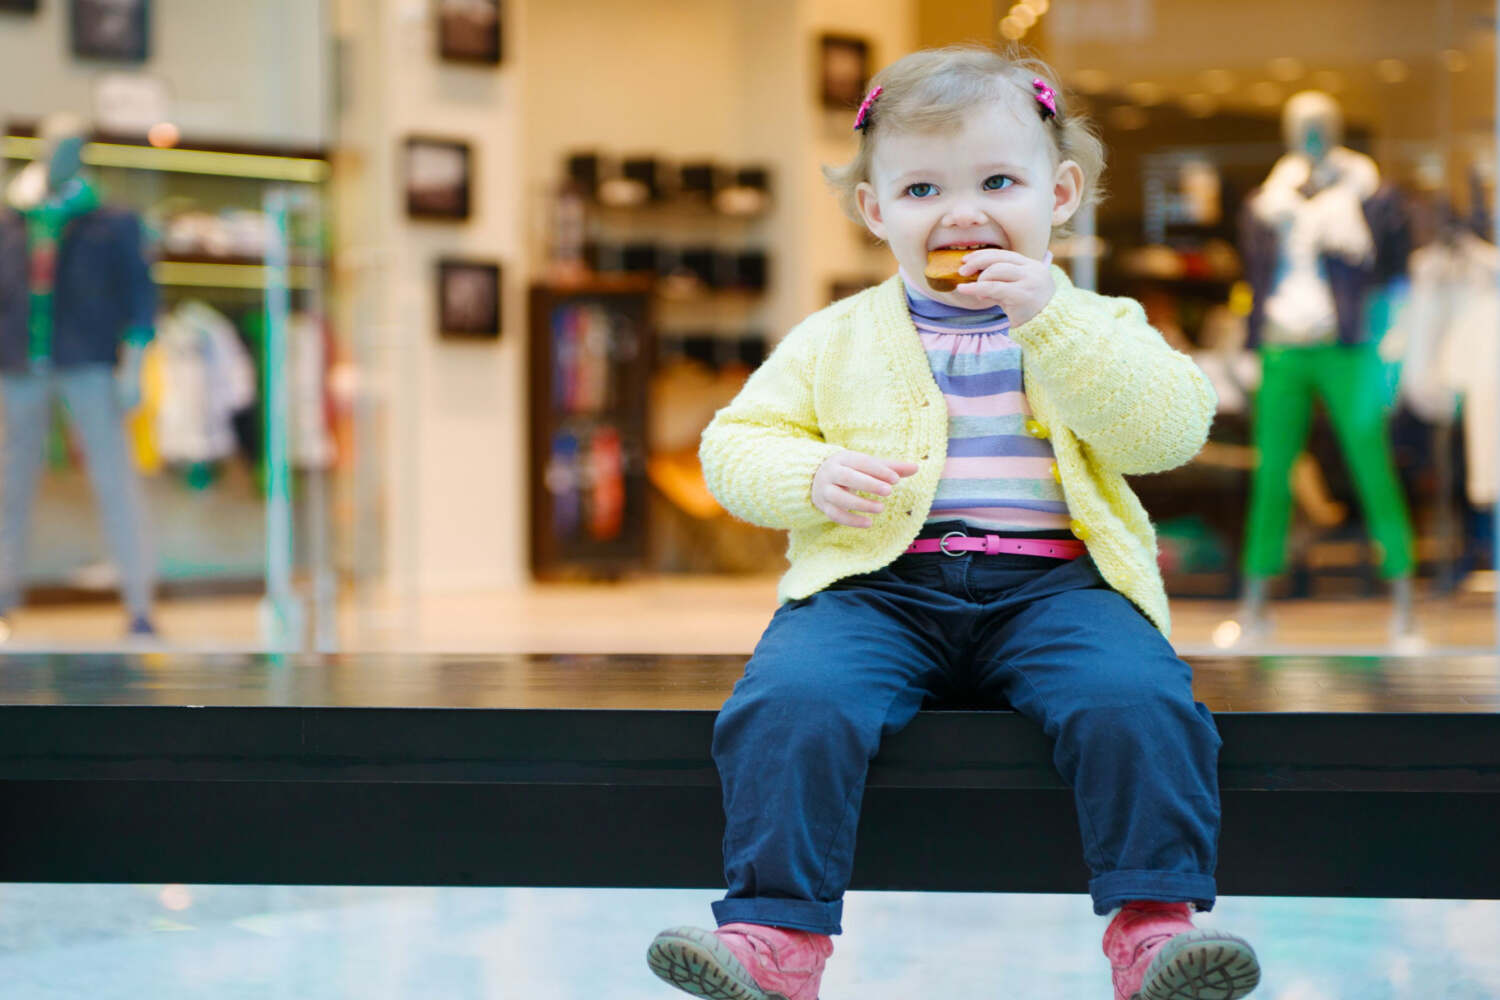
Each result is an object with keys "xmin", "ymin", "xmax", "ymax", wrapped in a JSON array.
[
  {"xmin": 1032, "ymin": 78, "xmax": 1058, "ymax": 120},
  {"xmin": 853, "ymin": 85, "xmax": 883, "ymax": 133}
]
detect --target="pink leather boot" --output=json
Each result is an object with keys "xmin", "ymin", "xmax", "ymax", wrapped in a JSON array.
[
  {"xmin": 1102, "ymin": 900, "xmax": 1260, "ymax": 1000},
  {"xmin": 648, "ymin": 921, "xmax": 833, "ymax": 1000}
]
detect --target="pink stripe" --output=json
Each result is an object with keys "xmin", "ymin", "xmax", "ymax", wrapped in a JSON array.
[
  {"xmin": 935, "ymin": 506, "xmax": 1072, "ymax": 528},
  {"xmin": 915, "ymin": 324, "xmax": 1015, "ymax": 340},
  {"xmin": 943, "ymin": 392, "xmax": 1032, "ymax": 417},
  {"xmin": 942, "ymin": 456, "xmax": 1056, "ymax": 478}
]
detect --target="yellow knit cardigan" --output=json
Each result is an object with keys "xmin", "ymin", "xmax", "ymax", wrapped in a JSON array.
[{"xmin": 699, "ymin": 268, "xmax": 1216, "ymax": 635}]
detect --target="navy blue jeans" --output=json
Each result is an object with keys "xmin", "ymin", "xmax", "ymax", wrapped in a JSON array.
[{"xmin": 711, "ymin": 528, "xmax": 1222, "ymax": 934}]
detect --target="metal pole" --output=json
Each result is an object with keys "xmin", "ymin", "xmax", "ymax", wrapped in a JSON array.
[
  {"xmin": 300, "ymin": 185, "xmax": 337, "ymax": 652},
  {"xmin": 261, "ymin": 185, "xmax": 304, "ymax": 651}
]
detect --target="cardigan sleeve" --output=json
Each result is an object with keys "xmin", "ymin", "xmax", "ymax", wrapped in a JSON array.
[
  {"xmin": 1009, "ymin": 275, "xmax": 1217, "ymax": 475},
  {"xmin": 699, "ymin": 319, "xmax": 843, "ymax": 531}
]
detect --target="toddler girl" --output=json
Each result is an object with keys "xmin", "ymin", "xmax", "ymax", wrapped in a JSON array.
[{"xmin": 647, "ymin": 45, "xmax": 1260, "ymax": 1000}]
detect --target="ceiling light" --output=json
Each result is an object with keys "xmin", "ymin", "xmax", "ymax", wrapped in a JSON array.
[{"xmin": 147, "ymin": 122, "xmax": 179, "ymax": 149}]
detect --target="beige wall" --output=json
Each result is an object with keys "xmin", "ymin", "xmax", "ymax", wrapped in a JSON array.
[
  {"xmin": 333, "ymin": 0, "xmax": 527, "ymax": 595},
  {"xmin": 0, "ymin": 0, "xmax": 327, "ymax": 144}
]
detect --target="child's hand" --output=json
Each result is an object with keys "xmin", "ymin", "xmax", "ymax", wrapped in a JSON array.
[
  {"xmin": 953, "ymin": 249, "xmax": 1055, "ymax": 327},
  {"xmin": 812, "ymin": 450, "xmax": 920, "ymax": 528}
]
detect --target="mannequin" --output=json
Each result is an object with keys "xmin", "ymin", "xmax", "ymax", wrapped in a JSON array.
[
  {"xmin": 1234, "ymin": 91, "xmax": 1417, "ymax": 643},
  {"xmin": 0, "ymin": 112, "xmax": 157, "ymax": 637}
]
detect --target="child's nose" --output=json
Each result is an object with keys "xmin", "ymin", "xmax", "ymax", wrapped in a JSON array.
[{"xmin": 942, "ymin": 202, "xmax": 988, "ymax": 227}]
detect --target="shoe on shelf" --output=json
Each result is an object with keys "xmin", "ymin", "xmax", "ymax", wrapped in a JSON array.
[
  {"xmin": 1103, "ymin": 900, "xmax": 1260, "ymax": 1000},
  {"xmin": 647, "ymin": 922, "xmax": 833, "ymax": 1000}
]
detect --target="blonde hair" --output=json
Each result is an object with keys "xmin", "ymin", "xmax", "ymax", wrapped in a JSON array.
[{"xmin": 822, "ymin": 45, "xmax": 1105, "ymax": 238}]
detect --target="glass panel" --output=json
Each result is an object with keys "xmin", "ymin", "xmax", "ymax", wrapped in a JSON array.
[
  {"xmin": 0, "ymin": 1, "xmax": 340, "ymax": 650},
  {"xmin": 1037, "ymin": 0, "xmax": 1498, "ymax": 650}
]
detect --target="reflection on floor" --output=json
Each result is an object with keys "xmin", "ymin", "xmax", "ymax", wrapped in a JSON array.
[
  {"xmin": 1, "ymin": 574, "xmax": 1496, "ymax": 653},
  {"xmin": 0, "ymin": 885, "xmax": 1495, "ymax": 999}
]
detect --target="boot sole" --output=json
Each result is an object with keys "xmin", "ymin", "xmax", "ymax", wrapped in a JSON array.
[
  {"xmin": 1138, "ymin": 929, "xmax": 1261, "ymax": 1000},
  {"xmin": 647, "ymin": 926, "xmax": 788, "ymax": 1000}
]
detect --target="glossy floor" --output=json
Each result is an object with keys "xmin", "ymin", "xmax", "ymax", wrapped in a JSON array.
[
  {"xmin": 0, "ymin": 885, "xmax": 1495, "ymax": 998},
  {"xmin": 2, "ymin": 573, "xmax": 1498, "ymax": 653}
]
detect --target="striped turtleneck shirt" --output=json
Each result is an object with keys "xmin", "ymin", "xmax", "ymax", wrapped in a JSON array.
[{"xmin": 903, "ymin": 275, "xmax": 1070, "ymax": 532}]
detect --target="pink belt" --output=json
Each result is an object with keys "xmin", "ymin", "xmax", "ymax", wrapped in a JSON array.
[{"xmin": 904, "ymin": 531, "xmax": 1086, "ymax": 559}]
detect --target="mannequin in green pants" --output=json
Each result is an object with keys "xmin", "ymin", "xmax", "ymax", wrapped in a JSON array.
[{"xmin": 1236, "ymin": 91, "xmax": 1416, "ymax": 642}]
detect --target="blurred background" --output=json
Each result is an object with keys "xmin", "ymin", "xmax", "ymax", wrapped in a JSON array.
[
  {"xmin": 1, "ymin": 4, "xmax": 1499, "ymax": 998},
  {"xmin": 0, "ymin": 0, "xmax": 1494, "ymax": 654}
]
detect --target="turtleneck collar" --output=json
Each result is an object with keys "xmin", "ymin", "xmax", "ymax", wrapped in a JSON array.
[{"xmin": 899, "ymin": 267, "xmax": 1008, "ymax": 322}]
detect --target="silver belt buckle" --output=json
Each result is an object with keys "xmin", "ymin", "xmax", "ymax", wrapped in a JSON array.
[{"xmin": 938, "ymin": 530, "xmax": 967, "ymax": 557}]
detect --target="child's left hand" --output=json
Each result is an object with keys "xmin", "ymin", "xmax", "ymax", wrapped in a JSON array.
[{"xmin": 953, "ymin": 250, "xmax": 1055, "ymax": 327}]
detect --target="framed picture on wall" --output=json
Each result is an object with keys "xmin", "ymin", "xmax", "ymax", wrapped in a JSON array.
[
  {"xmin": 71, "ymin": 0, "xmax": 150, "ymax": 62},
  {"xmin": 437, "ymin": 0, "xmax": 501, "ymax": 65},
  {"xmin": 819, "ymin": 34, "xmax": 870, "ymax": 110},
  {"xmin": 404, "ymin": 136, "xmax": 472, "ymax": 220},
  {"xmin": 437, "ymin": 258, "xmax": 502, "ymax": 339}
]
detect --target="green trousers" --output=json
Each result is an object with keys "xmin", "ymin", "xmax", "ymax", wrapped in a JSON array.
[{"xmin": 1243, "ymin": 343, "xmax": 1414, "ymax": 579}]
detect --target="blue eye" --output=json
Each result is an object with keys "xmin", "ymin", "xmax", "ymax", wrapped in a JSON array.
[
  {"xmin": 983, "ymin": 175, "xmax": 1015, "ymax": 191},
  {"xmin": 905, "ymin": 182, "xmax": 936, "ymax": 198}
]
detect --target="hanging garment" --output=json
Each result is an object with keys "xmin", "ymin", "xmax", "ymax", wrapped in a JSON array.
[
  {"xmin": 289, "ymin": 313, "xmax": 336, "ymax": 469},
  {"xmin": 1387, "ymin": 234, "xmax": 1500, "ymax": 505},
  {"xmin": 154, "ymin": 300, "xmax": 257, "ymax": 464},
  {"xmin": 126, "ymin": 340, "xmax": 167, "ymax": 473}
]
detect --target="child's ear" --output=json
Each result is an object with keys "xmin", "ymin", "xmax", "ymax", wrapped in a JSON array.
[
  {"xmin": 855, "ymin": 181, "xmax": 887, "ymax": 240},
  {"xmin": 1051, "ymin": 159, "xmax": 1085, "ymax": 227}
]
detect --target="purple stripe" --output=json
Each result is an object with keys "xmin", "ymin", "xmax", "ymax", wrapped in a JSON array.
[
  {"xmin": 902, "ymin": 278, "xmax": 1008, "ymax": 321},
  {"xmin": 946, "ymin": 435, "xmax": 1055, "ymax": 458},
  {"xmin": 928, "ymin": 497, "xmax": 1070, "ymax": 514},
  {"xmin": 933, "ymin": 368, "xmax": 1023, "ymax": 396}
]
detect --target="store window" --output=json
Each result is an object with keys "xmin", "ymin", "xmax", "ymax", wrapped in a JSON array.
[
  {"xmin": 0, "ymin": 0, "xmax": 339, "ymax": 649},
  {"xmin": 1028, "ymin": 0, "xmax": 1497, "ymax": 649}
]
